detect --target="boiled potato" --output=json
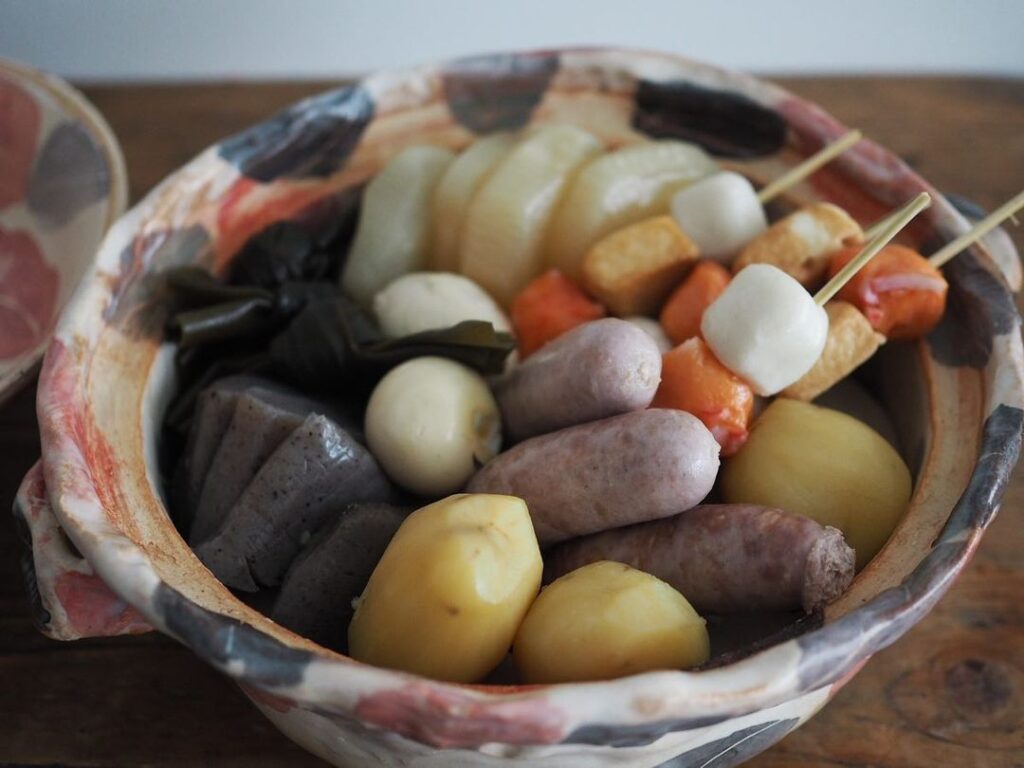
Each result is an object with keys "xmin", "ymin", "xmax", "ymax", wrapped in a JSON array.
[
  {"xmin": 722, "ymin": 398, "xmax": 911, "ymax": 569},
  {"xmin": 513, "ymin": 561, "xmax": 709, "ymax": 684},
  {"xmin": 348, "ymin": 494, "xmax": 542, "ymax": 683}
]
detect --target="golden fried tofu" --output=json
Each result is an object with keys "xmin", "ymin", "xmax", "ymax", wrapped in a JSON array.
[
  {"xmin": 582, "ymin": 215, "xmax": 699, "ymax": 316},
  {"xmin": 782, "ymin": 300, "xmax": 885, "ymax": 401},
  {"xmin": 733, "ymin": 202, "xmax": 862, "ymax": 288}
]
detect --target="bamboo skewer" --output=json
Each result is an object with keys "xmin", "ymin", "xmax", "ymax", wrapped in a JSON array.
[
  {"xmin": 929, "ymin": 189, "xmax": 1024, "ymax": 268},
  {"xmin": 757, "ymin": 130, "xmax": 863, "ymax": 204},
  {"xmin": 814, "ymin": 192, "xmax": 932, "ymax": 306}
]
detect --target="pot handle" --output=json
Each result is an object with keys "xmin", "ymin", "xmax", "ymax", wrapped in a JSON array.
[{"xmin": 12, "ymin": 460, "xmax": 152, "ymax": 640}]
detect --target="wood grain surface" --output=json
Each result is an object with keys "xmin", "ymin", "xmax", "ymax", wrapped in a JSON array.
[{"xmin": 1, "ymin": 77, "xmax": 1022, "ymax": 767}]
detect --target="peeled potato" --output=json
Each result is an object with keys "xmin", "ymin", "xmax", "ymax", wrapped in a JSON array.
[
  {"xmin": 722, "ymin": 398, "xmax": 911, "ymax": 569},
  {"xmin": 341, "ymin": 145, "xmax": 454, "ymax": 305},
  {"xmin": 460, "ymin": 125, "xmax": 602, "ymax": 306},
  {"xmin": 431, "ymin": 133, "xmax": 515, "ymax": 272},
  {"xmin": 546, "ymin": 140, "xmax": 717, "ymax": 279},
  {"xmin": 348, "ymin": 494, "xmax": 542, "ymax": 683},
  {"xmin": 513, "ymin": 561, "xmax": 709, "ymax": 684}
]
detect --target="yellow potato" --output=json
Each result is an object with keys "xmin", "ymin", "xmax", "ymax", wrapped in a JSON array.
[
  {"xmin": 513, "ymin": 561, "xmax": 709, "ymax": 684},
  {"xmin": 722, "ymin": 398, "xmax": 911, "ymax": 569},
  {"xmin": 348, "ymin": 494, "xmax": 542, "ymax": 683}
]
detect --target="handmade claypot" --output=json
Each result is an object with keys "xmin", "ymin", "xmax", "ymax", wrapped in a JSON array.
[
  {"xmin": 0, "ymin": 57, "xmax": 127, "ymax": 404},
  {"xmin": 16, "ymin": 49, "xmax": 1024, "ymax": 767}
]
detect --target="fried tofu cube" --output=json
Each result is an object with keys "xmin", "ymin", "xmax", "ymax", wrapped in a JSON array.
[
  {"xmin": 581, "ymin": 215, "xmax": 699, "ymax": 316},
  {"xmin": 733, "ymin": 202, "xmax": 862, "ymax": 288},
  {"xmin": 782, "ymin": 300, "xmax": 885, "ymax": 401}
]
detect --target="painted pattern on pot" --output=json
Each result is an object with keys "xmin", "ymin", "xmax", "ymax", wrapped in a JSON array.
[
  {"xmin": 16, "ymin": 48, "xmax": 1024, "ymax": 767},
  {"xmin": 0, "ymin": 58, "xmax": 127, "ymax": 404}
]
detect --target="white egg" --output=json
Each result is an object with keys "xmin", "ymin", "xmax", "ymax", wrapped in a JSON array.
[
  {"xmin": 622, "ymin": 316, "xmax": 673, "ymax": 353},
  {"xmin": 670, "ymin": 171, "xmax": 768, "ymax": 263},
  {"xmin": 365, "ymin": 357, "xmax": 502, "ymax": 496},
  {"xmin": 701, "ymin": 264, "xmax": 828, "ymax": 396},
  {"xmin": 372, "ymin": 272, "xmax": 511, "ymax": 338}
]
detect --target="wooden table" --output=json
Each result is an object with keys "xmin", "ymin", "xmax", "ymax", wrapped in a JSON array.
[{"xmin": 2, "ymin": 77, "xmax": 1022, "ymax": 767}]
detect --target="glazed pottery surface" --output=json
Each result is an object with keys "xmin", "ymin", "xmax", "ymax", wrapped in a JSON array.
[
  {"xmin": 0, "ymin": 57, "xmax": 127, "ymax": 405},
  {"xmin": 17, "ymin": 49, "xmax": 1024, "ymax": 767}
]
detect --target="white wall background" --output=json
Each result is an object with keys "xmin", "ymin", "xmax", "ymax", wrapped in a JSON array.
[{"xmin": 1, "ymin": 0, "xmax": 1022, "ymax": 81}]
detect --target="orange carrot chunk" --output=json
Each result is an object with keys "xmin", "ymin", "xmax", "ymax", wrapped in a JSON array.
[
  {"xmin": 651, "ymin": 337, "xmax": 754, "ymax": 456},
  {"xmin": 511, "ymin": 270, "xmax": 606, "ymax": 358},
  {"xmin": 828, "ymin": 244, "xmax": 948, "ymax": 341},
  {"xmin": 659, "ymin": 260, "xmax": 731, "ymax": 345}
]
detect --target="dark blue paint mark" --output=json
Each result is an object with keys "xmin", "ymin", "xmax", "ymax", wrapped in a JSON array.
[
  {"xmin": 927, "ymin": 250, "xmax": 1019, "ymax": 369},
  {"xmin": 653, "ymin": 718, "xmax": 798, "ymax": 767},
  {"xmin": 27, "ymin": 122, "xmax": 110, "ymax": 227},
  {"xmin": 632, "ymin": 79, "xmax": 787, "ymax": 158},
  {"xmin": 154, "ymin": 582, "xmax": 312, "ymax": 687},
  {"xmin": 218, "ymin": 85, "xmax": 374, "ymax": 182},
  {"xmin": 442, "ymin": 52, "xmax": 559, "ymax": 133},
  {"xmin": 564, "ymin": 713, "xmax": 731, "ymax": 747}
]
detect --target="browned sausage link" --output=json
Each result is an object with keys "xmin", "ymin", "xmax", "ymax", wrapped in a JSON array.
[{"xmin": 544, "ymin": 504, "xmax": 854, "ymax": 613}]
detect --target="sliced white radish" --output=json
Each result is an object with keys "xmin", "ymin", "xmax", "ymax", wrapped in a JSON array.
[
  {"xmin": 341, "ymin": 145, "xmax": 454, "ymax": 305},
  {"xmin": 460, "ymin": 125, "xmax": 602, "ymax": 306},
  {"xmin": 431, "ymin": 133, "xmax": 515, "ymax": 273}
]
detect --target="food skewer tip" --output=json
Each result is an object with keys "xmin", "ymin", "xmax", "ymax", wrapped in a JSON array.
[
  {"xmin": 814, "ymin": 192, "xmax": 932, "ymax": 306},
  {"xmin": 928, "ymin": 189, "xmax": 1024, "ymax": 269},
  {"xmin": 757, "ymin": 129, "xmax": 863, "ymax": 205}
]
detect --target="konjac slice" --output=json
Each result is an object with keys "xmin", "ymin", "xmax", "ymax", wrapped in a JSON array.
[
  {"xmin": 460, "ymin": 125, "xmax": 602, "ymax": 306},
  {"xmin": 341, "ymin": 145, "xmax": 454, "ymax": 305},
  {"xmin": 546, "ymin": 140, "xmax": 717, "ymax": 279},
  {"xmin": 430, "ymin": 133, "xmax": 515, "ymax": 272},
  {"xmin": 193, "ymin": 414, "xmax": 399, "ymax": 591}
]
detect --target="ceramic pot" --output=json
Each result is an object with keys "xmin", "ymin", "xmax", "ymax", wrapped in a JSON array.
[{"xmin": 15, "ymin": 49, "xmax": 1024, "ymax": 767}]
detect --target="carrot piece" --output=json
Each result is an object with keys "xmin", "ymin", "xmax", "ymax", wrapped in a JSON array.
[
  {"xmin": 511, "ymin": 270, "xmax": 606, "ymax": 358},
  {"xmin": 651, "ymin": 337, "xmax": 753, "ymax": 456},
  {"xmin": 659, "ymin": 260, "xmax": 731, "ymax": 345},
  {"xmin": 828, "ymin": 244, "xmax": 948, "ymax": 341}
]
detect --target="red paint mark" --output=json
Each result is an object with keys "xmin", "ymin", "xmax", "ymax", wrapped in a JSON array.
[
  {"xmin": 240, "ymin": 684, "xmax": 296, "ymax": 714},
  {"xmin": 213, "ymin": 178, "xmax": 329, "ymax": 271},
  {"xmin": 776, "ymin": 98, "xmax": 935, "ymax": 247},
  {"xmin": 0, "ymin": 77, "xmax": 41, "ymax": 210},
  {"xmin": 54, "ymin": 570, "xmax": 151, "ymax": 637},
  {"xmin": 355, "ymin": 682, "xmax": 568, "ymax": 748},
  {"xmin": 0, "ymin": 226, "xmax": 59, "ymax": 359},
  {"xmin": 37, "ymin": 338, "xmax": 126, "ymax": 520}
]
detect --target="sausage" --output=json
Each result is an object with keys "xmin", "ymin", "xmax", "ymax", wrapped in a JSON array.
[
  {"xmin": 466, "ymin": 409, "xmax": 719, "ymax": 544},
  {"xmin": 545, "ymin": 504, "xmax": 855, "ymax": 613},
  {"xmin": 492, "ymin": 318, "xmax": 661, "ymax": 442}
]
